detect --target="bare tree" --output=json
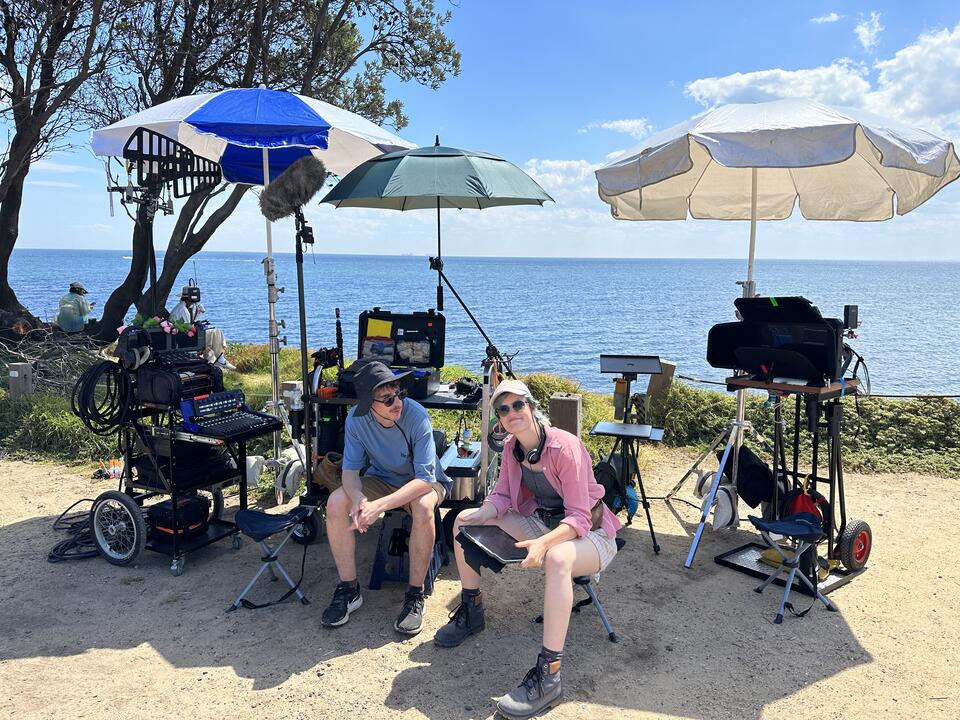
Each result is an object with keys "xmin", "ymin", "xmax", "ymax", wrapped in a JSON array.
[
  {"xmin": 0, "ymin": 0, "xmax": 124, "ymax": 329},
  {"xmin": 85, "ymin": 0, "xmax": 460, "ymax": 339}
]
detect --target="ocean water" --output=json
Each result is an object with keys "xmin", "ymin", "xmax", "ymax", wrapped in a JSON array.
[{"xmin": 11, "ymin": 249, "xmax": 959, "ymax": 395}]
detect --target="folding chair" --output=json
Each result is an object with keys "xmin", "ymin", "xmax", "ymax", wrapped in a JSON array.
[
  {"xmin": 537, "ymin": 537, "xmax": 626, "ymax": 643},
  {"xmin": 226, "ymin": 506, "xmax": 313, "ymax": 612},
  {"xmin": 748, "ymin": 512, "xmax": 838, "ymax": 624},
  {"xmin": 368, "ymin": 431, "xmax": 449, "ymax": 595}
]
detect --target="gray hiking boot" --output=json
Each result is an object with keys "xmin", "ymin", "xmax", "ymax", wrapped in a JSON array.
[
  {"xmin": 433, "ymin": 591, "xmax": 485, "ymax": 647},
  {"xmin": 496, "ymin": 655, "xmax": 563, "ymax": 720}
]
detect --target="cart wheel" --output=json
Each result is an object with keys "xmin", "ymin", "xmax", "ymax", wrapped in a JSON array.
[
  {"xmin": 232, "ymin": 534, "xmax": 243, "ymax": 550},
  {"xmin": 292, "ymin": 511, "xmax": 323, "ymax": 545},
  {"xmin": 171, "ymin": 556, "xmax": 185, "ymax": 576},
  {"xmin": 442, "ymin": 508, "xmax": 463, "ymax": 551},
  {"xmin": 838, "ymin": 519, "xmax": 872, "ymax": 571},
  {"xmin": 90, "ymin": 490, "xmax": 146, "ymax": 566}
]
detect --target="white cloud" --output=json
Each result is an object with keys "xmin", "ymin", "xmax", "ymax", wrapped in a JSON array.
[
  {"xmin": 855, "ymin": 12, "xmax": 883, "ymax": 51},
  {"xmin": 25, "ymin": 180, "xmax": 80, "ymax": 189},
  {"xmin": 32, "ymin": 159, "xmax": 102, "ymax": 175},
  {"xmin": 684, "ymin": 22, "xmax": 960, "ymax": 137},
  {"xmin": 578, "ymin": 118, "xmax": 653, "ymax": 140},
  {"xmin": 865, "ymin": 23, "xmax": 960, "ymax": 134},
  {"xmin": 810, "ymin": 13, "xmax": 840, "ymax": 24},
  {"xmin": 685, "ymin": 60, "xmax": 871, "ymax": 107}
]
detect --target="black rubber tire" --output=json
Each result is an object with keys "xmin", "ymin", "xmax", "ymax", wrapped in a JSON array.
[
  {"xmin": 838, "ymin": 518, "xmax": 872, "ymax": 571},
  {"xmin": 291, "ymin": 511, "xmax": 323, "ymax": 545},
  {"xmin": 442, "ymin": 507, "xmax": 463, "ymax": 551},
  {"xmin": 90, "ymin": 490, "xmax": 146, "ymax": 566}
]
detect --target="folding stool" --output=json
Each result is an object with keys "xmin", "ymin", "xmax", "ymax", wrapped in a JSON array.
[
  {"xmin": 537, "ymin": 537, "xmax": 626, "ymax": 643},
  {"xmin": 227, "ymin": 506, "xmax": 313, "ymax": 612},
  {"xmin": 748, "ymin": 512, "xmax": 838, "ymax": 624}
]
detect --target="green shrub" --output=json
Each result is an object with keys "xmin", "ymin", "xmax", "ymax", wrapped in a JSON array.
[
  {"xmin": 2, "ymin": 342, "xmax": 956, "ymax": 479},
  {"xmin": 0, "ymin": 392, "xmax": 113, "ymax": 462}
]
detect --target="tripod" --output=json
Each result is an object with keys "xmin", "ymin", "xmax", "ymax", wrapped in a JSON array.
[
  {"xmin": 666, "ymin": 415, "xmax": 773, "ymax": 568},
  {"xmin": 594, "ymin": 355, "xmax": 665, "ymax": 553}
]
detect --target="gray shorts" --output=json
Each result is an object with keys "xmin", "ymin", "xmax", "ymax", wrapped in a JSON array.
[{"xmin": 511, "ymin": 511, "xmax": 619, "ymax": 573}]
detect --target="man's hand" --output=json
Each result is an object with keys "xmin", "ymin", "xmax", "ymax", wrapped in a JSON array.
[
  {"xmin": 516, "ymin": 537, "xmax": 548, "ymax": 569},
  {"xmin": 355, "ymin": 497, "xmax": 385, "ymax": 533},
  {"xmin": 348, "ymin": 495, "xmax": 367, "ymax": 532},
  {"xmin": 457, "ymin": 503, "xmax": 496, "ymax": 526}
]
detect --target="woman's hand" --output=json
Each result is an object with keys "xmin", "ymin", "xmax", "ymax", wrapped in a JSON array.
[
  {"xmin": 516, "ymin": 537, "xmax": 549, "ymax": 569},
  {"xmin": 457, "ymin": 504, "xmax": 495, "ymax": 526}
]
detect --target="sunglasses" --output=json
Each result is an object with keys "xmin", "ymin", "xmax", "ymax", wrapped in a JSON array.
[
  {"xmin": 373, "ymin": 388, "xmax": 407, "ymax": 407},
  {"xmin": 495, "ymin": 399, "xmax": 528, "ymax": 417}
]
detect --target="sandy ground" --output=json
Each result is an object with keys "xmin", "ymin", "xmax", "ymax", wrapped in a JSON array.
[{"xmin": 0, "ymin": 449, "xmax": 958, "ymax": 720}]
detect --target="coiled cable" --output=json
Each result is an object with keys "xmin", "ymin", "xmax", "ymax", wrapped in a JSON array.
[{"xmin": 71, "ymin": 361, "xmax": 134, "ymax": 435}]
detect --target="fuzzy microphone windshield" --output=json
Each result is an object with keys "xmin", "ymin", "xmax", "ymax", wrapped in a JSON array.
[{"xmin": 259, "ymin": 156, "xmax": 328, "ymax": 221}]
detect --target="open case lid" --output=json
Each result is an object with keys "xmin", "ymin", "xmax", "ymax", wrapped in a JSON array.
[
  {"xmin": 357, "ymin": 307, "xmax": 445, "ymax": 368},
  {"xmin": 734, "ymin": 296, "xmax": 825, "ymax": 323}
]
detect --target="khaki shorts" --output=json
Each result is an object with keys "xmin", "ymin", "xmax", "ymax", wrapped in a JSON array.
[
  {"xmin": 511, "ymin": 511, "xmax": 618, "ymax": 573},
  {"xmin": 313, "ymin": 453, "xmax": 445, "ymax": 512}
]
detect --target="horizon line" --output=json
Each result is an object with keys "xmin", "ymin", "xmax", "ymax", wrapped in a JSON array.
[{"xmin": 13, "ymin": 247, "xmax": 960, "ymax": 263}]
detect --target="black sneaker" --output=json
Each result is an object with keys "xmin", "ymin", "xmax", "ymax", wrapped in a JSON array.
[
  {"xmin": 394, "ymin": 588, "xmax": 425, "ymax": 635},
  {"xmin": 321, "ymin": 581, "xmax": 362, "ymax": 628},
  {"xmin": 434, "ymin": 592, "xmax": 486, "ymax": 647}
]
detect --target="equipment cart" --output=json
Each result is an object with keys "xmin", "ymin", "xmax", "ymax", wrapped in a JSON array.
[{"xmin": 89, "ymin": 401, "xmax": 281, "ymax": 575}]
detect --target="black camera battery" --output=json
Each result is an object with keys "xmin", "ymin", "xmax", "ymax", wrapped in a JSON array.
[{"xmin": 147, "ymin": 495, "xmax": 211, "ymax": 539}]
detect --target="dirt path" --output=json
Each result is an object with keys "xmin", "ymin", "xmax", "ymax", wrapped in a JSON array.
[{"xmin": 0, "ymin": 452, "xmax": 957, "ymax": 720}]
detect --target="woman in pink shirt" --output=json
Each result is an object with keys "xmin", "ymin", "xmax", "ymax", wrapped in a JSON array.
[{"xmin": 433, "ymin": 379, "xmax": 621, "ymax": 720}]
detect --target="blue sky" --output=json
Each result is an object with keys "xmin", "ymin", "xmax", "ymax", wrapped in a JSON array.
[{"xmin": 17, "ymin": 1, "xmax": 960, "ymax": 260}]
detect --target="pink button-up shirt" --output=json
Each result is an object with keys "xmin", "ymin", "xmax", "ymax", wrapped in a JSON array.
[{"xmin": 484, "ymin": 425, "xmax": 623, "ymax": 539}]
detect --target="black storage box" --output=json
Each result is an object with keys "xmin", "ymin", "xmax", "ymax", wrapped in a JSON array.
[
  {"xmin": 133, "ymin": 441, "xmax": 236, "ymax": 489},
  {"xmin": 137, "ymin": 360, "xmax": 223, "ymax": 406},
  {"xmin": 346, "ymin": 308, "xmax": 445, "ymax": 399},
  {"xmin": 706, "ymin": 296, "xmax": 846, "ymax": 384},
  {"xmin": 146, "ymin": 324, "xmax": 206, "ymax": 353},
  {"xmin": 147, "ymin": 495, "xmax": 211, "ymax": 539}
]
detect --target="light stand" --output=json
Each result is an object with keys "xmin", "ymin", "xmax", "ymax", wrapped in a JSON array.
[
  {"xmin": 428, "ymin": 256, "xmax": 516, "ymax": 379},
  {"xmin": 291, "ymin": 208, "xmax": 315, "ymax": 491}
]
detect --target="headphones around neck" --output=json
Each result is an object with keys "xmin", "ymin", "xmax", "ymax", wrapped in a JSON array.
[{"xmin": 512, "ymin": 423, "xmax": 546, "ymax": 465}]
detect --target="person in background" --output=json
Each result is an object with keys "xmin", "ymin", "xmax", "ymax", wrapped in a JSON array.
[
  {"xmin": 168, "ymin": 281, "xmax": 235, "ymax": 370},
  {"xmin": 54, "ymin": 281, "xmax": 95, "ymax": 332},
  {"xmin": 434, "ymin": 379, "xmax": 622, "ymax": 720},
  {"xmin": 315, "ymin": 359, "xmax": 450, "ymax": 636}
]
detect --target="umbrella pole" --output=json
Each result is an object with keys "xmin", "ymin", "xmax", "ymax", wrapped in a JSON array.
[
  {"xmin": 262, "ymin": 148, "xmax": 283, "ymax": 460},
  {"xmin": 734, "ymin": 167, "xmax": 760, "ymax": 484},
  {"xmin": 436, "ymin": 197, "xmax": 444, "ymax": 310}
]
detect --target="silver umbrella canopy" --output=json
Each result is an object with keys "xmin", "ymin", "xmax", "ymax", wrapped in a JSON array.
[{"xmin": 595, "ymin": 98, "xmax": 960, "ymax": 553}]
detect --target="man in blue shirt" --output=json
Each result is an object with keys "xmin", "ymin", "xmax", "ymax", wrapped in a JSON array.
[{"xmin": 320, "ymin": 360, "xmax": 449, "ymax": 636}]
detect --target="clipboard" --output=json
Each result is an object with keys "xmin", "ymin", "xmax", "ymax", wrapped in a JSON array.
[{"xmin": 458, "ymin": 525, "xmax": 527, "ymax": 564}]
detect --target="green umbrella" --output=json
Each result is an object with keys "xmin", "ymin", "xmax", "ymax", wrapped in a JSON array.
[{"xmin": 321, "ymin": 137, "xmax": 553, "ymax": 313}]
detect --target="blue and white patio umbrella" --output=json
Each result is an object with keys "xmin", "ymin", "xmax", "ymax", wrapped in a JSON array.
[
  {"xmin": 92, "ymin": 88, "xmax": 414, "ymax": 462},
  {"xmin": 91, "ymin": 87, "xmax": 414, "ymax": 182}
]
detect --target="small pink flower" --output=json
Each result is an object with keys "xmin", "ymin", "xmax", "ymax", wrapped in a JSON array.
[
  {"xmin": 171, "ymin": 328, "xmax": 179, "ymax": 335},
  {"xmin": 187, "ymin": 330, "xmax": 195, "ymax": 338},
  {"xmin": 153, "ymin": 316, "xmax": 161, "ymax": 322},
  {"xmin": 116, "ymin": 325, "xmax": 127, "ymax": 334}
]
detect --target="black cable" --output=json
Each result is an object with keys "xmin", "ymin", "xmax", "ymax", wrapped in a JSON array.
[
  {"xmin": 47, "ymin": 498, "xmax": 99, "ymax": 563},
  {"xmin": 71, "ymin": 361, "xmax": 134, "ymax": 435}
]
